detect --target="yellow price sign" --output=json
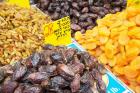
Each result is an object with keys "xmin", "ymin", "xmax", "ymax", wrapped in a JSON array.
[
  {"xmin": 6, "ymin": 0, "xmax": 30, "ymax": 8},
  {"xmin": 43, "ymin": 16, "xmax": 72, "ymax": 46}
]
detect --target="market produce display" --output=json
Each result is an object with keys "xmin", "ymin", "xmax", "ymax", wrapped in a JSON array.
[
  {"xmin": 0, "ymin": 3, "xmax": 51, "ymax": 65},
  {"xmin": 0, "ymin": 44, "xmax": 106, "ymax": 93},
  {"xmin": 75, "ymin": 6, "xmax": 140, "ymax": 93},
  {"xmin": 1, "ymin": 0, "xmax": 140, "ymax": 93},
  {"xmin": 36, "ymin": 0, "xmax": 126, "ymax": 35}
]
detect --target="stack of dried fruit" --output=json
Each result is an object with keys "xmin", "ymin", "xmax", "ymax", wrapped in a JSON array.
[
  {"xmin": 36, "ymin": 0, "xmax": 126, "ymax": 35},
  {"xmin": 75, "ymin": 6, "xmax": 140, "ymax": 93},
  {"xmin": 0, "ymin": 45, "xmax": 106, "ymax": 93},
  {"xmin": 0, "ymin": 3, "xmax": 51, "ymax": 65}
]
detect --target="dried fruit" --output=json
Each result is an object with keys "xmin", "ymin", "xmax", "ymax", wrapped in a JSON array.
[
  {"xmin": 136, "ymin": 75, "xmax": 140, "ymax": 84},
  {"xmin": 27, "ymin": 72, "xmax": 49, "ymax": 84},
  {"xmin": 118, "ymin": 30, "xmax": 129, "ymax": 45},
  {"xmin": 130, "ymin": 56, "xmax": 140, "ymax": 70},
  {"xmin": 0, "ymin": 3, "xmax": 51, "ymax": 65},
  {"xmin": 135, "ymin": 86, "xmax": 140, "ymax": 93},
  {"xmin": 75, "ymin": 6, "xmax": 140, "ymax": 92},
  {"xmin": 113, "ymin": 66, "xmax": 124, "ymax": 75},
  {"xmin": 124, "ymin": 66, "xmax": 139, "ymax": 79},
  {"xmin": 36, "ymin": 0, "xmax": 126, "ymax": 35},
  {"xmin": 2, "ymin": 78, "xmax": 18, "ymax": 93},
  {"xmin": 12, "ymin": 65, "xmax": 27, "ymax": 81},
  {"xmin": 0, "ymin": 45, "xmax": 106, "ymax": 93}
]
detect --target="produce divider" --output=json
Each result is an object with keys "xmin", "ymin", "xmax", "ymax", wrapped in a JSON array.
[{"xmin": 68, "ymin": 39, "xmax": 134, "ymax": 93}]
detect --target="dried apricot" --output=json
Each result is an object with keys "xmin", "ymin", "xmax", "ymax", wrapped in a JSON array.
[
  {"xmin": 124, "ymin": 66, "xmax": 139, "ymax": 79},
  {"xmin": 128, "ymin": 39, "xmax": 140, "ymax": 48},
  {"xmin": 105, "ymin": 42, "xmax": 115, "ymax": 59},
  {"xmin": 118, "ymin": 30, "xmax": 130, "ymax": 45},
  {"xmin": 78, "ymin": 39, "xmax": 85, "ymax": 44},
  {"xmin": 127, "ymin": 6, "xmax": 138, "ymax": 18},
  {"xmin": 98, "ymin": 54, "xmax": 108, "ymax": 65},
  {"xmin": 135, "ymin": 14, "xmax": 140, "ymax": 26},
  {"xmin": 128, "ymin": 27, "xmax": 140, "ymax": 39},
  {"xmin": 135, "ymin": 86, "xmax": 140, "ymax": 93},
  {"xmin": 130, "ymin": 56, "xmax": 140, "ymax": 70},
  {"xmin": 108, "ymin": 57, "xmax": 117, "ymax": 67},
  {"xmin": 99, "ymin": 36, "xmax": 108, "ymax": 44},
  {"xmin": 113, "ymin": 66, "xmax": 124, "ymax": 75},
  {"xmin": 75, "ymin": 31, "xmax": 83, "ymax": 41},
  {"xmin": 85, "ymin": 30, "xmax": 94, "ymax": 37},
  {"xmin": 91, "ymin": 27, "xmax": 98, "ymax": 37},
  {"xmin": 86, "ymin": 43, "xmax": 97, "ymax": 50},
  {"xmin": 136, "ymin": 75, "xmax": 140, "ymax": 84},
  {"xmin": 124, "ymin": 20, "xmax": 136, "ymax": 27},
  {"xmin": 110, "ymin": 20, "xmax": 123, "ymax": 29},
  {"xmin": 88, "ymin": 50, "xmax": 96, "ymax": 56},
  {"xmin": 110, "ymin": 28, "xmax": 119, "ymax": 38},
  {"xmin": 86, "ymin": 38, "xmax": 97, "ymax": 43},
  {"xmin": 95, "ymin": 48, "xmax": 103, "ymax": 57},
  {"xmin": 125, "ymin": 46, "xmax": 140, "ymax": 59},
  {"xmin": 98, "ymin": 27, "xmax": 110, "ymax": 36},
  {"xmin": 128, "ymin": 16, "xmax": 136, "ymax": 24},
  {"xmin": 118, "ymin": 26, "xmax": 128, "ymax": 32}
]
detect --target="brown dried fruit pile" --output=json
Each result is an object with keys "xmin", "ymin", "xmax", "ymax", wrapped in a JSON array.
[
  {"xmin": 0, "ymin": 45, "xmax": 106, "ymax": 93},
  {"xmin": 0, "ymin": 3, "xmax": 51, "ymax": 65},
  {"xmin": 37, "ymin": 0, "xmax": 126, "ymax": 36}
]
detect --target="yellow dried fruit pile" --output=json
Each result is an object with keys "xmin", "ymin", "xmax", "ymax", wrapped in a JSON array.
[
  {"xmin": 75, "ymin": 6, "xmax": 140, "ymax": 93},
  {"xmin": 0, "ymin": 3, "xmax": 51, "ymax": 65}
]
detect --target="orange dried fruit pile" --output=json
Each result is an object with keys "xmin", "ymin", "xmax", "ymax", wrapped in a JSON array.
[{"xmin": 75, "ymin": 6, "xmax": 140, "ymax": 93}]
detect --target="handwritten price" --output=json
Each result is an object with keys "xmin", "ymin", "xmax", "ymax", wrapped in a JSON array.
[
  {"xmin": 44, "ymin": 23, "xmax": 54, "ymax": 37},
  {"xmin": 43, "ymin": 16, "xmax": 71, "ymax": 46}
]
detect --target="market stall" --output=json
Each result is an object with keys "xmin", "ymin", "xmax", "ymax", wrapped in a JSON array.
[{"xmin": 0, "ymin": 0, "xmax": 140, "ymax": 93}]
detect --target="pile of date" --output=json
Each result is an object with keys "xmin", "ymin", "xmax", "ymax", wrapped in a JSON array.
[{"xmin": 0, "ymin": 45, "xmax": 106, "ymax": 93}]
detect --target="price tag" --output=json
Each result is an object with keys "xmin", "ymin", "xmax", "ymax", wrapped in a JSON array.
[
  {"xmin": 43, "ymin": 16, "xmax": 72, "ymax": 46},
  {"xmin": 6, "ymin": 0, "xmax": 30, "ymax": 8}
]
